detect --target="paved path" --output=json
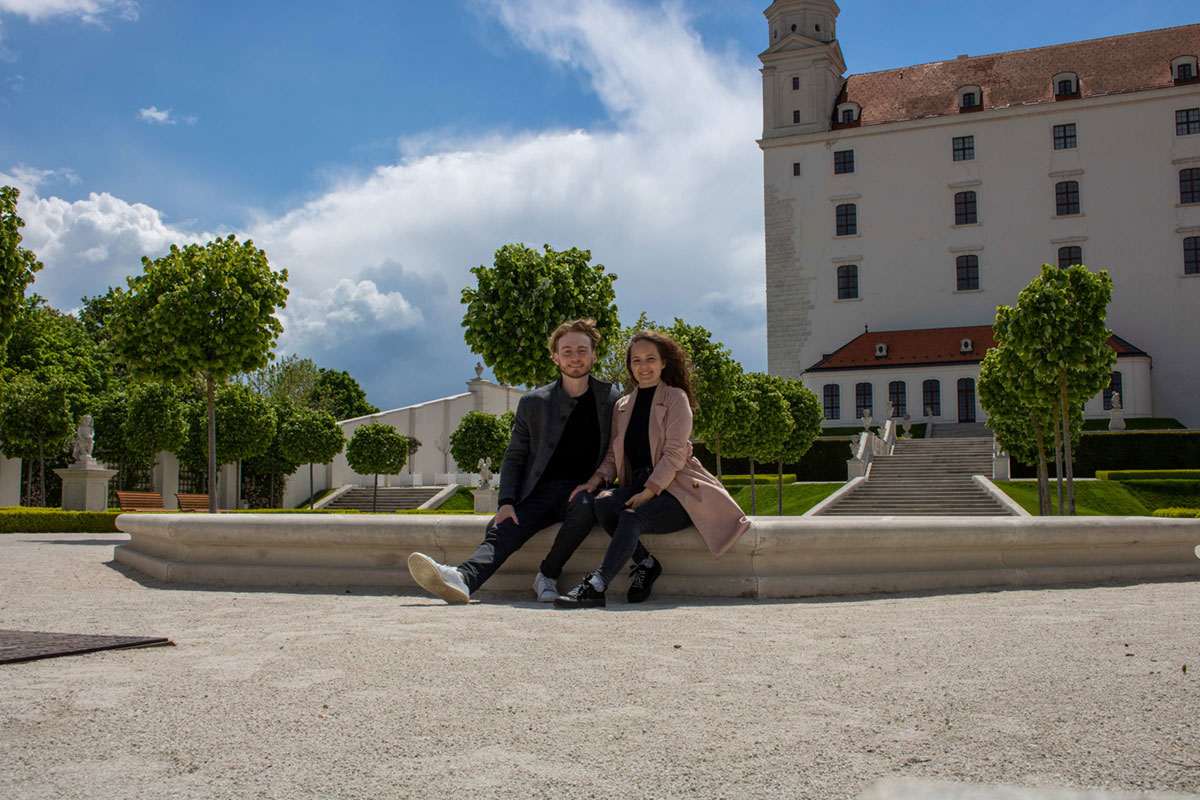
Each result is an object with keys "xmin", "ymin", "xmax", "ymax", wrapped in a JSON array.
[{"xmin": 1, "ymin": 533, "xmax": 1198, "ymax": 800}]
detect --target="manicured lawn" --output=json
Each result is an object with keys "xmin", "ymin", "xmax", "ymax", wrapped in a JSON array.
[
  {"xmin": 727, "ymin": 482, "xmax": 842, "ymax": 516},
  {"xmin": 434, "ymin": 487, "xmax": 478, "ymax": 512},
  {"xmin": 1119, "ymin": 480, "xmax": 1200, "ymax": 513}
]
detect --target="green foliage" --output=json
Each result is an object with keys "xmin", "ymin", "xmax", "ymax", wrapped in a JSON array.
[
  {"xmin": 111, "ymin": 236, "xmax": 289, "ymax": 385},
  {"xmin": 666, "ymin": 318, "xmax": 743, "ymax": 473},
  {"xmin": 345, "ymin": 422, "xmax": 408, "ymax": 478},
  {"xmin": 725, "ymin": 483, "xmax": 841, "ymax": 516},
  {"xmin": 177, "ymin": 383, "xmax": 276, "ymax": 470},
  {"xmin": 449, "ymin": 411, "xmax": 508, "ymax": 472},
  {"xmin": 280, "ymin": 406, "xmax": 345, "ymax": 467},
  {"xmin": 125, "ymin": 381, "xmax": 188, "ymax": 461},
  {"xmin": 1118, "ymin": 480, "xmax": 1200, "ymax": 513},
  {"xmin": 461, "ymin": 243, "xmax": 619, "ymax": 387},
  {"xmin": 244, "ymin": 355, "xmax": 328, "ymax": 410},
  {"xmin": 595, "ymin": 311, "xmax": 665, "ymax": 389},
  {"xmin": 1097, "ymin": 470, "xmax": 1200, "ymax": 481},
  {"xmin": 774, "ymin": 377, "xmax": 823, "ymax": 465},
  {"xmin": 693, "ymin": 438, "xmax": 849, "ymax": 482},
  {"xmin": 1152, "ymin": 508, "xmax": 1200, "ymax": 518},
  {"xmin": 313, "ymin": 368, "xmax": 378, "ymax": 419},
  {"xmin": 3, "ymin": 296, "xmax": 107, "ymax": 416},
  {"xmin": 0, "ymin": 508, "xmax": 119, "ymax": 533},
  {"xmin": 89, "ymin": 387, "xmax": 133, "ymax": 470},
  {"xmin": 433, "ymin": 487, "xmax": 477, "ymax": 512},
  {"xmin": 1010, "ymin": 431, "xmax": 1200, "ymax": 478},
  {"xmin": 0, "ymin": 186, "xmax": 44, "ymax": 363},
  {"xmin": 720, "ymin": 474, "xmax": 797, "ymax": 486},
  {"xmin": 243, "ymin": 399, "xmax": 303, "ymax": 479},
  {"xmin": 722, "ymin": 372, "xmax": 793, "ymax": 515},
  {"xmin": 0, "ymin": 373, "xmax": 74, "ymax": 505},
  {"xmin": 500, "ymin": 410, "xmax": 516, "ymax": 432}
]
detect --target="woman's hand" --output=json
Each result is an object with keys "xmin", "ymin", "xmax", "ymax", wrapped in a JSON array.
[
  {"xmin": 569, "ymin": 479, "xmax": 602, "ymax": 501},
  {"xmin": 624, "ymin": 488, "xmax": 655, "ymax": 509}
]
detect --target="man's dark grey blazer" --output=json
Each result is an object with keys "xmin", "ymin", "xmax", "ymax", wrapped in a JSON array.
[{"xmin": 497, "ymin": 375, "xmax": 621, "ymax": 508}]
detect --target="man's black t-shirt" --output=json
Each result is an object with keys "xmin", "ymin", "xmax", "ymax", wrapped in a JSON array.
[{"xmin": 539, "ymin": 386, "xmax": 600, "ymax": 486}]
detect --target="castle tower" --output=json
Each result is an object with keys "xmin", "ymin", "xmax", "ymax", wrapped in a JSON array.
[{"xmin": 760, "ymin": 0, "xmax": 846, "ymax": 138}]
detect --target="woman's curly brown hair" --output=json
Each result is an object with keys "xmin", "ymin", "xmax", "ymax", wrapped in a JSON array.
[{"xmin": 626, "ymin": 330, "xmax": 697, "ymax": 410}]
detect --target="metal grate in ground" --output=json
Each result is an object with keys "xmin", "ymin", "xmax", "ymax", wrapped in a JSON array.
[{"xmin": 0, "ymin": 630, "xmax": 172, "ymax": 665}]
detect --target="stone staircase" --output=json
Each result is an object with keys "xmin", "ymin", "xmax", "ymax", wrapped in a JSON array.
[
  {"xmin": 818, "ymin": 436, "xmax": 1012, "ymax": 516},
  {"xmin": 323, "ymin": 486, "xmax": 443, "ymax": 513}
]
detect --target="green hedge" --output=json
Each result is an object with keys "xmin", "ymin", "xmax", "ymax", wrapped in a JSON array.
[
  {"xmin": 1117, "ymin": 480, "xmax": 1200, "ymax": 513},
  {"xmin": 1083, "ymin": 417, "xmax": 1185, "ymax": 431},
  {"xmin": 721, "ymin": 474, "xmax": 797, "ymax": 487},
  {"xmin": 1151, "ymin": 508, "xmax": 1200, "ymax": 518},
  {"xmin": 693, "ymin": 438, "xmax": 848, "ymax": 482},
  {"xmin": 1096, "ymin": 470, "xmax": 1200, "ymax": 481},
  {"xmin": 1011, "ymin": 431, "xmax": 1200, "ymax": 478},
  {"xmin": 0, "ymin": 508, "xmax": 121, "ymax": 533}
]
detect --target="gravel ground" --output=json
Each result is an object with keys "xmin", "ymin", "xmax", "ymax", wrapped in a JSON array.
[{"xmin": 1, "ymin": 533, "xmax": 1198, "ymax": 800}]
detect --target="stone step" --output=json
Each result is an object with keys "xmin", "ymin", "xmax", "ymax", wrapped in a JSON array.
[{"xmin": 326, "ymin": 487, "xmax": 442, "ymax": 512}]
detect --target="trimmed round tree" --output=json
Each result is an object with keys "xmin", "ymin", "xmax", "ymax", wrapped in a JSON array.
[
  {"xmin": 0, "ymin": 374, "xmax": 73, "ymax": 506},
  {"xmin": 667, "ymin": 317, "xmax": 744, "ymax": 480},
  {"xmin": 176, "ymin": 383, "xmax": 277, "ymax": 503},
  {"xmin": 110, "ymin": 235, "xmax": 288, "ymax": 512},
  {"xmin": 125, "ymin": 380, "xmax": 188, "ymax": 470},
  {"xmin": 449, "ymin": 411, "xmax": 508, "ymax": 476},
  {"xmin": 280, "ymin": 407, "xmax": 346, "ymax": 509},
  {"xmin": 345, "ymin": 422, "xmax": 408, "ymax": 512},
  {"xmin": 722, "ymin": 372, "xmax": 794, "ymax": 516},
  {"xmin": 773, "ymin": 376, "xmax": 823, "ymax": 515},
  {"xmin": 461, "ymin": 243, "xmax": 619, "ymax": 387}
]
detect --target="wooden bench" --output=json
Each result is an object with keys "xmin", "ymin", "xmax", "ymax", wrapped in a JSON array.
[
  {"xmin": 175, "ymin": 493, "xmax": 219, "ymax": 513},
  {"xmin": 115, "ymin": 491, "xmax": 166, "ymax": 512}
]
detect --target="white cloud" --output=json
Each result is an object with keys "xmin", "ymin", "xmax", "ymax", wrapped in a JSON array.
[
  {"xmin": 0, "ymin": 0, "xmax": 137, "ymax": 24},
  {"xmin": 6, "ymin": 0, "xmax": 768, "ymax": 406},
  {"xmin": 138, "ymin": 106, "xmax": 196, "ymax": 126}
]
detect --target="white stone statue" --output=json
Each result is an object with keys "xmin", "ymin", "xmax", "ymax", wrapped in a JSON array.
[
  {"xmin": 477, "ymin": 457, "xmax": 494, "ymax": 489},
  {"xmin": 474, "ymin": 362, "xmax": 484, "ymax": 379},
  {"xmin": 861, "ymin": 411, "xmax": 872, "ymax": 431},
  {"xmin": 72, "ymin": 414, "xmax": 96, "ymax": 464},
  {"xmin": 902, "ymin": 414, "xmax": 912, "ymax": 437},
  {"xmin": 1109, "ymin": 391, "xmax": 1126, "ymax": 431},
  {"xmin": 884, "ymin": 400, "xmax": 894, "ymax": 420},
  {"xmin": 849, "ymin": 434, "xmax": 861, "ymax": 458}
]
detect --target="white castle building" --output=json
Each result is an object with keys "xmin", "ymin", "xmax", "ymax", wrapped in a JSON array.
[{"xmin": 758, "ymin": 1, "xmax": 1200, "ymax": 427}]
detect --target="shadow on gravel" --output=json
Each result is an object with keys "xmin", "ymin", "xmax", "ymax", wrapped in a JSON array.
[
  {"xmin": 27, "ymin": 538, "xmax": 129, "ymax": 546},
  {"xmin": 100, "ymin": 558, "xmax": 1200, "ymax": 607}
]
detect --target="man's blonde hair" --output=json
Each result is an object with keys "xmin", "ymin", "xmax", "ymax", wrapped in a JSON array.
[{"xmin": 547, "ymin": 318, "xmax": 602, "ymax": 353}]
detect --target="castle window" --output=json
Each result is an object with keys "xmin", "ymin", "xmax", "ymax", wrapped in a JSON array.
[
  {"xmin": 793, "ymin": 110, "xmax": 801, "ymax": 124},
  {"xmin": 956, "ymin": 255, "xmax": 980, "ymax": 291},
  {"xmin": 1053, "ymin": 123, "xmax": 1077, "ymax": 150},
  {"xmin": 1180, "ymin": 63, "xmax": 1194, "ymax": 81},
  {"xmin": 1177, "ymin": 108, "xmax": 1200, "ymax": 136},
  {"xmin": 957, "ymin": 85, "xmax": 982, "ymax": 110},
  {"xmin": 1058, "ymin": 245, "xmax": 1083, "ymax": 269},
  {"xmin": 836, "ymin": 204, "xmax": 857, "ymax": 236},
  {"xmin": 793, "ymin": 162, "xmax": 801, "ymax": 177},
  {"xmin": 888, "ymin": 381, "xmax": 907, "ymax": 417},
  {"xmin": 1103, "ymin": 372, "xmax": 1123, "ymax": 411},
  {"xmin": 954, "ymin": 191, "xmax": 978, "ymax": 225},
  {"xmin": 836, "ymin": 102, "xmax": 861, "ymax": 125},
  {"xmin": 923, "ymin": 380, "xmax": 941, "ymax": 417},
  {"xmin": 823, "ymin": 385, "xmax": 840, "ymax": 420},
  {"xmin": 1185, "ymin": 237, "xmax": 1200, "ymax": 275},
  {"xmin": 841, "ymin": 109, "xmax": 854, "ymax": 124},
  {"xmin": 836, "ymin": 264, "xmax": 859, "ymax": 299},
  {"xmin": 834, "ymin": 149, "xmax": 855, "ymax": 174},
  {"xmin": 1173, "ymin": 56, "xmax": 1199, "ymax": 83},
  {"xmin": 952, "ymin": 135, "xmax": 974, "ymax": 161},
  {"xmin": 792, "ymin": 76, "xmax": 800, "ymax": 91},
  {"xmin": 1057, "ymin": 79, "xmax": 1074, "ymax": 96},
  {"xmin": 1053, "ymin": 72, "xmax": 1079, "ymax": 97},
  {"xmin": 1056, "ymin": 181, "xmax": 1080, "ymax": 216},
  {"xmin": 1181, "ymin": 168, "xmax": 1200, "ymax": 204},
  {"xmin": 855, "ymin": 383, "xmax": 873, "ymax": 419}
]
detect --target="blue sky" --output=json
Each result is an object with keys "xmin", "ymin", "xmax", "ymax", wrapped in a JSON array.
[{"xmin": 2, "ymin": 0, "xmax": 1196, "ymax": 409}]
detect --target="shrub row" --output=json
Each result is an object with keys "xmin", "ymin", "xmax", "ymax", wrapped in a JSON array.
[
  {"xmin": 1096, "ymin": 470, "xmax": 1200, "ymax": 481},
  {"xmin": 693, "ymin": 438, "xmax": 849, "ymax": 482},
  {"xmin": 721, "ymin": 474, "xmax": 797, "ymax": 487},
  {"xmin": 1082, "ymin": 417, "xmax": 1185, "ymax": 431},
  {"xmin": 1151, "ymin": 508, "xmax": 1200, "ymax": 518},
  {"xmin": 0, "ymin": 508, "xmax": 120, "ymax": 533},
  {"xmin": 1010, "ymin": 431, "xmax": 1200, "ymax": 478}
]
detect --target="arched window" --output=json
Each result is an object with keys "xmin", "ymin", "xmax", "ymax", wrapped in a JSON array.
[
  {"xmin": 1103, "ymin": 372, "xmax": 1123, "ymax": 411},
  {"xmin": 888, "ymin": 381, "xmax": 907, "ymax": 417},
  {"xmin": 836, "ymin": 264, "xmax": 859, "ymax": 299},
  {"xmin": 956, "ymin": 255, "xmax": 979, "ymax": 290},
  {"xmin": 958, "ymin": 85, "xmax": 982, "ymax": 110},
  {"xmin": 836, "ymin": 102, "xmax": 861, "ymax": 125},
  {"xmin": 823, "ymin": 385, "xmax": 840, "ymax": 420},
  {"xmin": 855, "ymin": 383, "xmax": 873, "ymax": 419},
  {"xmin": 1058, "ymin": 246, "xmax": 1083, "ymax": 269},
  {"xmin": 1056, "ymin": 181, "xmax": 1080, "ymax": 215},
  {"xmin": 1173, "ymin": 56, "xmax": 1199, "ymax": 83},
  {"xmin": 923, "ymin": 380, "xmax": 941, "ymax": 417},
  {"xmin": 836, "ymin": 203, "xmax": 857, "ymax": 236},
  {"xmin": 1053, "ymin": 72, "xmax": 1079, "ymax": 97},
  {"xmin": 954, "ymin": 191, "xmax": 978, "ymax": 225},
  {"xmin": 1181, "ymin": 168, "xmax": 1200, "ymax": 204}
]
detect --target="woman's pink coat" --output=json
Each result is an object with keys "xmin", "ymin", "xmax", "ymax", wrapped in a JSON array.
[{"xmin": 591, "ymin": 384, "xmax": 751, "ymax": 557}]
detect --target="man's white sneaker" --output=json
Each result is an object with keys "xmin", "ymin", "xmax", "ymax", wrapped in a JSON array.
[
  {"xmin": 533, "ymin": 572, "xmax": 559, "ymax": 603},
  {"xmin": 407, "ymin": 552, "xmax": 470, "ymax": 604}
]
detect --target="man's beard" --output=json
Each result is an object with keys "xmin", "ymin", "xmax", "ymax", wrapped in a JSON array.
[{"xmin": 559, "ymin": 364, "xmax": 591, "ymax": 379}]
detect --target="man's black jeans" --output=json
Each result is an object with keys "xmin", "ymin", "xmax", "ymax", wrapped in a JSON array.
[{"xmin": 457, "ymin": 479, "xmax": 604, "ymax": 593}]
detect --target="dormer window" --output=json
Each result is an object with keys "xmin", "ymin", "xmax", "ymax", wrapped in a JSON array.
[
  {"xmin": 958, "ymin": 85, "xmax": 982, "ymax": 111},
  {"xmin": 835, "ymin": 101, "xmax": 861, "ymax": 126},
  {"xmin": 1173, "ymin": 56, "xmax": 1198, "ymax": 83},
  {"xmin": 1053, "ymin": 72, "xmax": 1079, "ymax": 98}
]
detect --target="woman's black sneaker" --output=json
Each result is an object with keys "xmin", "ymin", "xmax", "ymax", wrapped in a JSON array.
[
  {"xmin": 627, "ymin": 556, "xmax": 662, "ymax": 604},
  {"xmin": 554, "ymin": 575, "xmax": 606, "ymax": 609}
]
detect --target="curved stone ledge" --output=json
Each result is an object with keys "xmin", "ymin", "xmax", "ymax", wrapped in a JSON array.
[{"xmin": 113, "ymin": 513, "xmax": 1200, "ymax": 599}]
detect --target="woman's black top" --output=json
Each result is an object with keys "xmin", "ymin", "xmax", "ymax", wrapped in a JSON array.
[{"xmin": 624, "ymin": 384, "xmax": 657, "ymax": 475}]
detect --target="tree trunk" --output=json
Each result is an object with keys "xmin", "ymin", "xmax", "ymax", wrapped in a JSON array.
[
  {"xmin": 1051, "ymin": 406, "xmax": 1064, "ymax": 516},
  {"xmin": 749, "ymin": 458, "xmax": 757, "ymax": 516},
  {"xmin": 1060, "ymin": 376, "xmax": 1076, "ymax": 516},
  {"xmin": 207, "ymin": 374, "xmax": 218, "ymax": 514},
  {"xmin": 37, "ymin": 438, "xmax": 45, "ymax": 508},
  {"xmin": 714, "ymin": 435, "xmax": 723, "ymax": 482},
  {"xmin": 309, "ymin": 462, "xmax": 315, "ymax": 510},
  {"xmin": 1033, "ymin": 420, "xmax": 1049, "ymax": 516},
  {"xmin": 24, "ymin": 457, "xmax": 31, "ymax": 507},
  {"xmin": 777, "ymin": 458, "xmax": 784, "ymax": 516},
  {"xmin": 372, "ymin": 473, "xmax": 379, "ymax": 513},
  {"xmin": 270, "ymin": 473, "xmax": 276, "ymax": 510}
]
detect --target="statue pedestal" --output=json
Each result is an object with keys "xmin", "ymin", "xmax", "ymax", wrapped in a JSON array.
[
  {"xmin": 472, "ymin": 488, "xmax": 498, "ymax": 515},
  {"xmin": 1109, "ymin": 410, "xmax": 1126, "ymax": 431},
  {"xmin": 54, "ymin": 464, "xmax": 118, "ymax": 511},
  {"xmin": 992, "ymin": 453, "xmax": 1011, "ymax": 481}
]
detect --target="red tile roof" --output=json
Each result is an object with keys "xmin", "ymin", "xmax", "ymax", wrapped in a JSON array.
[
  {"xmin": 841, "ymin": 24, "xmax": 1200, "ymax": 128},
  {"xmin": 807, "ymin": 326, "xmax": 1147, "ymax": 372}
]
